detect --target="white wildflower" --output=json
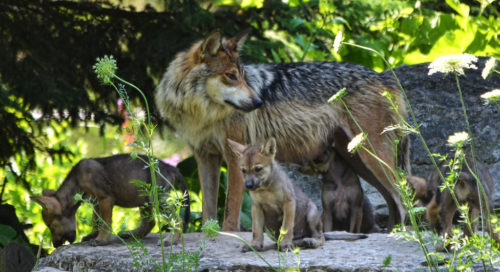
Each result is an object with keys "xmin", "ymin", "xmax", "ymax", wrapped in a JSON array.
[
  {"xmin": 447, "ymin": 131, "xmax": 469, "ymax": 148},
  {"xmin": 481, "ymin": 57, "xmax": 496, "ymax": 79},
  {"xmin": 428, "ymin": 54, "xmax": 478, "ymax": 76},
  {"xmin": 480, "ymin": 89, "xmax": 500, "ymax": 104},
  {"xmin": 333, "ymin": 31, "xmax": 343, "ymax": 54},
  {"xmin": 347, "ymin": 133, "xmax": 366, "ymax": 154}
]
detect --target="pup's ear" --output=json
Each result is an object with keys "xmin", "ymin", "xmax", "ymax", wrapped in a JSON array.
[
  {"xmin": 457, "ymin": 171, "xmax": 473, "ymax": 184},
  {"xmin": 201, "ymin": 29, "xmax": 222, "ymax": 58},
  {"xmin": 31, "ymin": 195, "xmax": 62, "ymax": 215},
  {"xmin": 224, "ymin": 28, "xmax": 251, "ymax": 52},
  {"xmin": 262, "ymin": 138, "xmax": 277, "ymax": 157},
  {"xmin": 407, "ymin": 176, "xmax": 428, "ymax": 201},
  {"xmin": 227, "ymin": 139, "xmax": 246, "ymax": 157}
]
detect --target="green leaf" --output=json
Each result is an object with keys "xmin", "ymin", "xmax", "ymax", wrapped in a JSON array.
[
  {"xmin": 445, "ymin": 0, "xmax": 470, "ymax": 17},
  {"xmin": 271, "ymin": 49, "xmax": 281, "ymax": 64},
  {"xmin": 382, "ymin": 254, "xmax": 392, "ymax": 268},
  {"xmin": 0, "ymin": 225, "xmax": 17, "ymax": 247},
  {"xmin": 289, "ymin": 18, "xmax": 306, "ymax": 30},
  {"xmin": 241, "ymin": 0, "xmax": 264, "ymax": 9}
]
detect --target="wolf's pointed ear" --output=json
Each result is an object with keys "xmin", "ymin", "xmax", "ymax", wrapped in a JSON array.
[
  {"xmin": 201, "ymin": 29, "xmax": 222, "ymax": 58},
  {"xmin": 224, "ymin": 28, "xmax": 251, "ymax": 52},
  {"xmin": 407, "ymin": 176, "xmax": 428, "ymax": 201},
  {"xmin": 227, "ymin": 139, "xmax": 246, "ymax": 158},
  {"xmin": 31, "ymin": 195, "xmax": 62, "ymax": 214},
  {"xmin": 262, "ymin": 138, "xmax": 277, "ymax": 156}
]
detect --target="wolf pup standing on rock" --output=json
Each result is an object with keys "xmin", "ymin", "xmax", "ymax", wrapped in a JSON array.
[
  {"xmin": 300, "ymin": 148, "xmax": 379, "ymax": 233},
  {"xmin": 32, "ymin": 154, "xmax": 190, "ymax": 247},
  {"xmin": 155, "ymin": 29, "xmax": 410, "ymax": 232},
  {"xmin": 228, "ymin": 138, "xmax": 325, "ymax": 251},
  {"xmin": 408, "ymin": 157, "xmax": 498, "ymax": 243}
]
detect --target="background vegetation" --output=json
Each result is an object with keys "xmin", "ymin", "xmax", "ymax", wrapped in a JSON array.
[{"xmin": 0, "ymin": 0, "xmax": 498, "ymax": 255}]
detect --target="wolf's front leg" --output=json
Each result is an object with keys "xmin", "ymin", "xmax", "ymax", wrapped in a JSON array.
[
  {"xmin": 90, "ymin": 196, "xmax": 114, "ymax": 246},
  {"xmin": 279, "ymin": 199, "xmax": 296, "ymax": 251},
  {"xmin": 242, "ymin": 203, "xmax": 265, "ymax": 252},
  {"xmin": 82, "ymin": 207, "xmax": 100, "ymax": 242},
  {"xmin": 224, "ymin": 149, "xmax": 245, "ymax": 231},
  {"xmin": 194, "ymin": 151, "xmax": 222, "ymax": 225}
]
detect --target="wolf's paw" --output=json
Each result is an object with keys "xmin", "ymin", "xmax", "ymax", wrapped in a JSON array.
[{"xmin": 242, "ymin": 242, "xmax": 263, "ymax": 252}]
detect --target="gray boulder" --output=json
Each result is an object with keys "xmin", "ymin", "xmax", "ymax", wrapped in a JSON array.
[{"xmin": 289, "ymin": 57, "xmax": 500, "ymax": 225}]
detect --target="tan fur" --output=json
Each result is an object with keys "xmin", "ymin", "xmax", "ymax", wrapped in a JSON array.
[
  {"xmin": 407, "ymin": 176, "xmax": 430, "ymax": 203},
  {"xmin": 31, "ymin": 154, "xmax": 189, "ymax": 247},
  {"xmin": 228, "ymin": 138, "xmax": 324, "ymax": 251},
  {"xmin": 155, "ymin": 30, "xmax": 410, "ymax": 231}
]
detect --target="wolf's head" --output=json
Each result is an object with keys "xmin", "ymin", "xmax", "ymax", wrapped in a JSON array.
[
  {"xmin": 32, "ymin": 190, "xmax": 78, "ymax": 247},
  {"xmin": 227, "ymin": 138, "xmax": 276, "ymax": 190},
  {"xmin": 175, "ymin": 29, "xmax": 262, "ymax": 112}
]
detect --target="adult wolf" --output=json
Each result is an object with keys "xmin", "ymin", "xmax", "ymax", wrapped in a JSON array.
[{"xmin": 155, "ymin": 29, "xmax": 410, "ymax": 231}]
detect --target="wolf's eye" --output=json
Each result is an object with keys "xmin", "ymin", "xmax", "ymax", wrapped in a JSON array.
[
  {"xmin": 225, "ymin": 73, "xmax": 237, "ymax": 81},
  {"xmin": 241, "ymin": 168, "xmax": 247, "ymax": 174},
  {"xmin": 253, "ymin": 166, "xmax": 263, "ymax": 172}
]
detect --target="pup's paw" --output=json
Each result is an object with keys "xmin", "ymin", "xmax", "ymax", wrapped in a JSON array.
[
  {"xmin": 117, "ymin": 231, "xmax": 134, "ymax": 239},
  {"xmin": 88, "ymin": 238, "xmax": 111, "ymax": 247},
  {"xmin": 81, "ymin": 232, "xmax": 98, "ymax": 242},
  {"xmin": 157, "ymin": 237, "xmax": 179, "ymax": 246},
  {"xmin": 301, "ymin": 238, "xmax": 320, "ymax": 249},
  {"xmin": 277, "ymin": 242, "xmax": 294, "ymax": 252}
]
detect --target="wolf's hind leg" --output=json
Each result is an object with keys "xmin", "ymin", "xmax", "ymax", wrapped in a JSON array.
[{"xmin": 306, "ymin": 202, "xmax": 325, "ymax": 247}]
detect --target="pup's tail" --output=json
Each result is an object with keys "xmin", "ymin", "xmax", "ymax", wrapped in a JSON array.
[{"xmin": 323, "ymin": 231, "xmax": 368, "ymax": 241}]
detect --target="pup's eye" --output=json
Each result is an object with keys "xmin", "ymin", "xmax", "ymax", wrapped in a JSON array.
[
  {"xmin": 253, "ymin": 166, "xmax": 263, "ymax": 172},
  {"xmin": 241, "ymin": 168, "xmax": 247, "ymax": 174},
  {"xmin": 225, "ymin": 73, "xmax": 237, "ymax": 81}
]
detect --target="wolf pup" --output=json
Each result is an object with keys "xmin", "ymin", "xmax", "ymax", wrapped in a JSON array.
[
  {"xmin": 228, "ymin": 138, "xmax": 325, "ymax": 251},
  {"xmin": 408, "ymin": 157, "xmax": 498, "ymax": 242},
  {"xmin": 300, "ymin": 148, "xmax": 379, "ymax": 233},
  {"xmin": 32, "ymin": 154, "xmax": 190, "ymax": 247},
  {"xmin": 155, "ymin": 29, "xmax": 410, "ymax": 231}
]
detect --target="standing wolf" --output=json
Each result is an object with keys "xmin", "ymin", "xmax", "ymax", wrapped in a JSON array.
[{"xmin": 155, "ymin": 29, "xmax": 410, "ymax": 231}]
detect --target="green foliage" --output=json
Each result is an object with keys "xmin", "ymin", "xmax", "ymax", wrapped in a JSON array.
[{"xmin": 0, "ymin": 225, "xmax": 18, "ymax": 247}]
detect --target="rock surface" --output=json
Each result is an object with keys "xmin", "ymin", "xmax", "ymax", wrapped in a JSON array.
[{"xmin": 35, "ymin": 232, "xmax": 435, "ymax": 272}]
